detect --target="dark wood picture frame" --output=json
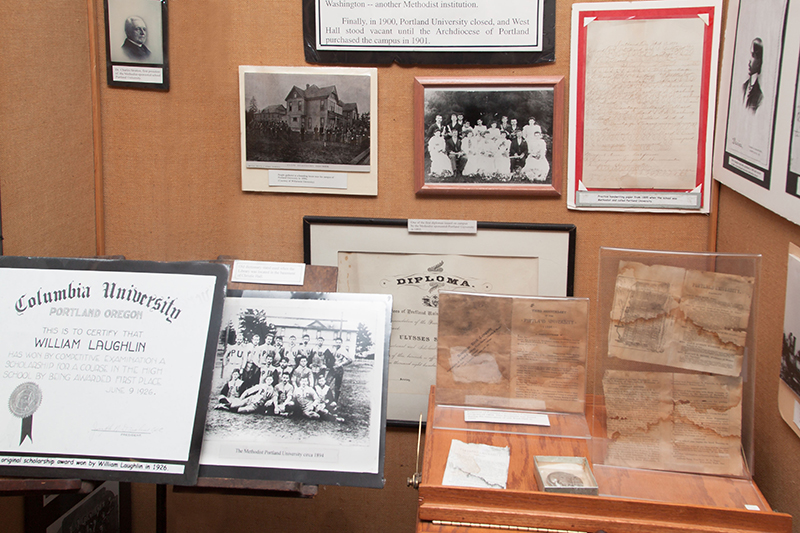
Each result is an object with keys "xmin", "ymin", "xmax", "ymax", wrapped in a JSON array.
[{"xmin": 414, "ymin": 76, "xmax": 564, "ymax": 196}]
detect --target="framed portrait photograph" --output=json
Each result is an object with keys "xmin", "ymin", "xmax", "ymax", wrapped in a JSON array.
[
  {"xmin": 103, "ymin": 0, "xmax": 169, "ymax": 90},
  {"xmin": 713, "ymin": 0, "xmax": 800, "ymax": 226},
  {"xmin": 199, "ymin": 290, "xmax": 392, "ymax": 488},
  {"xmin": 414, "ymin": 77, "xmax": 564, "ymax": 196},
  {"xmin": 719, "ymin": 0, "xmax": 788, "ymax": 190},
  {"xmin": 240, "ymin": 65, "xmax": 378, "ymax": 196},
  {"xmin": 303, "ymin": 216, "xmax": 576, "ymax": 424}
]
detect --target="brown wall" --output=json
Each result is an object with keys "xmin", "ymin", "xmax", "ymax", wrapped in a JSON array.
[
  {"xmin": 716, "ymin": 186, "xmax": 800, "ymax": 527},
  {"xmin": 0, "ymin": 1, "xmax": 96, "ymax": 258},
  {"xmin": 0, "ymin": 0, "xmax": 97, "ymax": 529},
  {"xmin": 2, "ymin": 0, "xmax": 799, "ymax": 531}
]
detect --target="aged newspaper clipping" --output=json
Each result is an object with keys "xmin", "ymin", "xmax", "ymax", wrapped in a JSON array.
[
  {"xmin": 337, "ymin": 252, "xmax": 539, "ymax": 421},
  {"xmin": 437, "ymin": 292, "xmax": 587, "ymax": 412},
  {"xmin": 608, "ymin": 261, "xmax": 754, "ymax": 377},
  {"xmin": 603, "ymin": 370, "xmax": 744, "ymax": 476}
]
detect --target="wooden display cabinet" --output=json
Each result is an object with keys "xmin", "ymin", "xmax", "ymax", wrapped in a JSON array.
[{"xmin": 416, "ymin": 387, "xmax": 791, "ymax": 533}]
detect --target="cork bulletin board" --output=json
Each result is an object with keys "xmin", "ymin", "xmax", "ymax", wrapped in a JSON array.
[{"xmin": 8, "ymin": 0, "xmax": 800, "ymax": 530}]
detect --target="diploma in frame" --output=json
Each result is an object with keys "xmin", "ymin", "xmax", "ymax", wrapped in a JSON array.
[
  {"xmin": 0, "ymin": 257, "xmax": 227, "ymax": 485},
  {"xmin": 303, "ymin": 216, "xmax": 576, "ymax": 424}
]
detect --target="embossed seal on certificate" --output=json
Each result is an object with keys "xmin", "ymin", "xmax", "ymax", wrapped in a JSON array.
[
  {"xmin": 9, "ymin": 382, "xmax": 42, "ymax": 444},
  {"xmin": 546, "ymin": 471, "xmax": 584, "ymax": 487}
]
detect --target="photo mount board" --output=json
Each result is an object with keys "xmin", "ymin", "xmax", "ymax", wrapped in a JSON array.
[
  {"xmin": 0, "ymin": 256, "xmax": 227, "ymax": 485},
  {"xmin": 198, "ymin": 289, "xmax": 392, "ymax": 489},
  {"xmin": 712, "ymin": 0, "xmax": 800, "ymax": 226}
]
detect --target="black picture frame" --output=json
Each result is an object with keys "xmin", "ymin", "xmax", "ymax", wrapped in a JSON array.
[
  {"xmin": 302, "ymin": 0, "xmax": 555, "ymax": 65},
  {"xmin": 198, "ymin": 289, "xmax": 392, "ymax": 489},
  {"xmin": 0, "ymin": 256, "xmax": 227, "ymax": 485},
  {"xmin": 303, "ymin": 216, "xmax": 576, "ymax": 425},
  {"xmin": 103, "ymin": 0, "xmax": 169, "ymax": 90}
]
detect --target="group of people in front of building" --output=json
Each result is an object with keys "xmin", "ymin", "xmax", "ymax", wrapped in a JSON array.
[
  {"xmin": 216, "ymin": 333, "xmax": 352, "ymax": 422},
  {"xmin": 427, "ymin": 113, "xmax": 550, "ymax": 183}
]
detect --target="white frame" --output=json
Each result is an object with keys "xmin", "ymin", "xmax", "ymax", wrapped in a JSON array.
[{"xmin": 239, "ymin": 65, "xmax": 378, "ymax": 196}]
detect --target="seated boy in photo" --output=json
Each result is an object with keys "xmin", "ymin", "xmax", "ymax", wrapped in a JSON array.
[
  {"xmin": 293, "ymin": 375, "xmax": 321, "ymax": 419},
  {"xmin": 273, "ymin": 371, "xmax": 296, "ymax": 416},
  {"xmin": 217, "ymin": 381, "xmax": 274, "ymax": 414}
]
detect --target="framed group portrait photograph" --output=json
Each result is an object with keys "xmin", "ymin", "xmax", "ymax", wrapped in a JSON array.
[
  {"xmin": 414, "ymin": 77, "xmax": 564, "ymax": 196},
  {"xmin": 240, "ymin": 65, "xmax": 378, "ymax": 196},
  {"xmin": 103, "ymin": 0, "xmax": 169, "ymax": 90}
]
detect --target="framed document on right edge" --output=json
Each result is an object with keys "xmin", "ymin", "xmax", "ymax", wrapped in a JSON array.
[
  {"xmin": 567, "ymin": 0, "xmax": 722, "ymax": 212},
  {"xmin": 712, "ymin": 0, "xmax": 800, "ymax": 227}
]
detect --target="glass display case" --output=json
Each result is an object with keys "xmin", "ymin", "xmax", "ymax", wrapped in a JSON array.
[
  {"xmin": 591, "ymin": 247, "xmax": 760, "ymax": 496},
  {"xmin": 432, "ymin": 291, "xmax": 591, "ymax": 439}
]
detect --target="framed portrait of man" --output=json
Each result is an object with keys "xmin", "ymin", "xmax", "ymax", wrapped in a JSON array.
[{"xmin": 103, "ymin": 0, "xmax": 169, "ymax": 90}]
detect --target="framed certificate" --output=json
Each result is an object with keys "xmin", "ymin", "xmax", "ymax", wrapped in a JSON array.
[
  {"xmin": 303, "ymin": 216, "xmax": 576, "ymax": 424},
  {"xmin": 0, "ymin": 257, "xmax": 227, "ymax": 485}
]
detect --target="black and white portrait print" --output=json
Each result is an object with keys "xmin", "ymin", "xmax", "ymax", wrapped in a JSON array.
[{"xmin": 423, "ymin": 87, "xmax": 555, "ymax": 185}]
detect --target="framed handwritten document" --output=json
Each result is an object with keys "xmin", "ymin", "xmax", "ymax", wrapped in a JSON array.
[
  {"xmin": 301, "ymin": 0, "xmax": 554, "ymax": 65},
  {"xmin": 303, "ymin": 216, "xmax": 576, "ymax": 424},
  {"xmin": 713, "ymin": 0, "xmax": 800, "ymax": 226},
  {"xmin": 0, "ymin": 257, "xmax": 227, "ymax": 485},
  {"xmin": 567, "ymin": 0, "xmax": 723, "ymax": 212}
]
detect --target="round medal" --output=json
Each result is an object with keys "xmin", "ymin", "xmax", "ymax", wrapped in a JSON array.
[{"xmin": 8, "ymin": 382, "xmax": 42, "ymax": 419}]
